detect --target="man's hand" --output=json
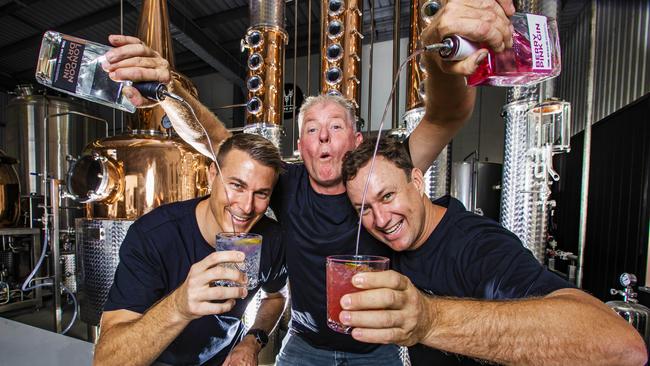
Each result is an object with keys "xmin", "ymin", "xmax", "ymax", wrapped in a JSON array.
[
  {"xmin": 102, "ymin": 34, "xmax": 172, "ymax": 107},
  {"xmin": 338, "ymin": 270, "xmax": 433, "ymax": 346},
  {"xmin": 170, "ymin": 251, "xmax": 248, "ymax": 322},
  {"xmin": 221, "ymin": 335, "xmax": 261, "ymax": 366},
  {"xmin": 422, "ymin": 0, "xmax": 516, "ymax": 76}
]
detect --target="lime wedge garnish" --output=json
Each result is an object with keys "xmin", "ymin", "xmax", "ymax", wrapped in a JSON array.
[{"xmin": 238, "ymin": 238, "xmax": 262, "ymax": 245}]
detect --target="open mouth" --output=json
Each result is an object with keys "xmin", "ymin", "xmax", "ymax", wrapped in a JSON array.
[
  {"xmin": 319, "ymin": 151, "xmax": 332, "ymax": 160},
  {"xmin": 228, "ymin": 210, "xmax": 253, "ymax": 225}
]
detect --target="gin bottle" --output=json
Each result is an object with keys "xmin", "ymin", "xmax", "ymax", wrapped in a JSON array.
[
  {"xmin": 440, "ymin": 13, "xmax": 561, "ymax": 87},
  {"xmin": 35, "ymin": 31, "xmax": 136, "ymax": 113}
]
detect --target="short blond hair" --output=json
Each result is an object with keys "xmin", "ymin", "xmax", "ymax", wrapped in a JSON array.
[{"xmin": 297, "ymin": 94, "xmax": 357, "ymax": 136}]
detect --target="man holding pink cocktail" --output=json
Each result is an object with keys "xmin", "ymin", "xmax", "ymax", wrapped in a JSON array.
[{"xmin": 340, "ymin": 136, "xmax": 647, "ymax": 366}]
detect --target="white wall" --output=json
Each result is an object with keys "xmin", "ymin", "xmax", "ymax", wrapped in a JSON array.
[
  {"xmin": 191, "ymin": 73, "xmax": 237, "ymax": 128},
  {"xmin": 452, "ymin": 87, "xmax": 507, "ymax": 164},
  {"xmin": 359, "ymin": 38, "xmax": 409, "ymax": 131}
]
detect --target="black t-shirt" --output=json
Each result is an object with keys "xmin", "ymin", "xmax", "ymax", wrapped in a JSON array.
[
  {"xmin": 394, "ymin": 196, "xmax": 574, "ymax": 365},
  {"xmin": 270, "ymin": 163, "xmax": 393, "ymax": 353},
  {"xmin": 104, "ymin": 197, "xmax": 287, "ymax": 366}
]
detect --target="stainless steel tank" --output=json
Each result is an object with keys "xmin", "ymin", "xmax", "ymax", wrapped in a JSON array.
[
  {"xmin": 5, "ymin": 86, "xmax": 105, "ymax": 228},
  {"xmin": 5, "ymin": 86, "xmax": 105, "ymax": 195},
  {"xmin": 76, "ymin": 218, "xmax": 133, "ymax": 326},
  {"xmin": 451, "ymin": 161, "xmax": 502, "ymax": 221}
]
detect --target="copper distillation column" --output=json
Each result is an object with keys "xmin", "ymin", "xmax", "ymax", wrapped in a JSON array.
[
  {"xmin": 128, "ymin": 0, "xmax": 198, "ymax": 132},
  {"xmin": 321, "ymin": 0, "xmax": 363, "ymax": 110},
  {"xmin": 242, "ymin": 0, "xmax": 288, "ymax": 149}
]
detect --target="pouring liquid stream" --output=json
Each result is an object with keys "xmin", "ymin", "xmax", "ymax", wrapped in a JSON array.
[
  {"xmin": 181, "ymin": 99, "xmax": 237, "ymax": 234},
  {"xmin": 353, "ymin": 48, "xmax": 429, "ymax": 256}
]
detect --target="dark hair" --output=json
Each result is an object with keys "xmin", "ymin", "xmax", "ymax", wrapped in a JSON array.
[
  {"xmin": 216, "ymin": 133, "xmax": 284, "ymax": 177},
  {"xmin": 342, "ymin": 136, "xmax": 413, "ymax": 183}
]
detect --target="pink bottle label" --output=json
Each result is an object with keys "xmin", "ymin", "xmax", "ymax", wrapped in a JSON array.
[{"xmin": 526, "ymin": 14, "xmax": 552, "ymax": 71}]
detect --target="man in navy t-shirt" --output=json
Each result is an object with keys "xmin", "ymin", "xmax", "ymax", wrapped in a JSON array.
[
  {"xmin": 95, "ymin": 134, "xmax": 289, "ymax": 366},
  {"xmin": 340, "ymin": 137, "xmax": 647, "ymax": 366}
]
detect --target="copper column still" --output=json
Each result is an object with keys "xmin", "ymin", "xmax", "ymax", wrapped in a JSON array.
[
  {"xmin": 403, "ymin": 0, "xmax": 450, "ymax": 200},
  {"xmin": 242, "ymin": 0, "xmax": 288, "ymax": 148},
  {"xmin": 321, "ymin": 0, "xmax": 363, "ymax": 110},
  {"xmin": 129, "ymin": 0, "xmax": 198, "ymax": 132}
]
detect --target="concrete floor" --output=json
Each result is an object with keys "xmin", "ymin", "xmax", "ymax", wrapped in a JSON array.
[{"xmin": 0, "ymin": 294, "xmax": 92, "ymax": 343}]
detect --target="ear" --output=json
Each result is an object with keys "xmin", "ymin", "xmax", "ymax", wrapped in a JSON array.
[
  {"xmin": 411, "ymin": 167, "xmax": 425, "ymax": 194},
  {"xmin": 209, "ymin": 162, "xmax": 218, "ymax": 182},
  {"xmin": 354, "ymin": 132, "xmax": 363, "ymax": 148},
  {"xmin": 297, "ymin": 138, "xmax": 303, "ymax": 154}
]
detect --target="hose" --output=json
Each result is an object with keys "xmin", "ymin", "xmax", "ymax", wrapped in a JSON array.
[{"xmin": 21, "ymin": 229, "xmax": 78, "ymax": 335}]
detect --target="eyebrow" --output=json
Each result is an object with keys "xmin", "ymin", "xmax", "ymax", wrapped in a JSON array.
[
  {"xmin": 229, "ymin": 177, "xmax": 272, "ymax": 195},
  {"xmin": 353, "ymin": 188, "xmax": 387, "ymax": 209},
  {"xmin": 228, "ymin": 177, "xmax": 248, "ymax": 188},
  {"xmin": 255, "ymin": 188, "xmax": 272, "ymax": 195}
]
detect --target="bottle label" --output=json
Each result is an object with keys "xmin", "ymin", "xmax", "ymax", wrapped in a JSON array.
[
  {"xmin": 52, "ymin": 39, "xmax": 85, "ymax": 93},
  {"xmin": 526, "ymin": 14, "xmax": 552, "ymax": 71}
]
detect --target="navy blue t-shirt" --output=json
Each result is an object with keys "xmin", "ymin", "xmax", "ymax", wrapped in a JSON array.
[
  {"xmin": 270, "ymin": 163, "xmax": 393, "ymax": 353},
  {"xmin": 104, "ymin": 197, "xmax": 287, "ymax": 366},
  {"xmin": 394, "ymin": 196, "xmax": 573, "ymax": 365}
]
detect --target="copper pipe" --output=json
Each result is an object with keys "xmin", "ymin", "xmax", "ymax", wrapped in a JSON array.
[
  {"xmin": 129, "ymin": 0, "xmax": 174, "ymax": 132},
  {"xmin": 136, "ymin": 0, "xmax": 174, "ymax": 67},
  {"xmin": 406, "ymin": 0, "xmax": 427, "ymax": 111},
  {"xmin": 391, "ymin": 0, "xmax": 401, "ymax": 128},
  {"xmin": 321, "ymin": 0, "xmax": 363, "ymax": 110},
  {"xmin": 244, "ymin": 27, "xmax": 288, "ymax": 127},
  {"xmin": 307, "ymin": 0, "xmax": 313, "ymax": 96},
  {"xmin": 242, "ymin": 0, "xmax": 287, "ymax": 149},
  {"xmin": 292, "ymin": 0, "xmax": 298, "ymax": 132},
  {"xmin": 367, "ymin": 0, "xmax": 375, "ymax": 136}
]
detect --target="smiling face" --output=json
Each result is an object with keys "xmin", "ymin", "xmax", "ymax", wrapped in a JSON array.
[
  {"xmin": 297, "ymin": 101, "xmax": 362, "ymax": 193},
  {"xmin": 345, "ymin": 157, "xmax": 428, "ymax": 251},
  {"xmin": 208, "ymin": 148, "xmax": 276, "ymax": 234}
]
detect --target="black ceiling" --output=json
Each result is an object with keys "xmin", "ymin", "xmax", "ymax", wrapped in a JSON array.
[
  {"xmin": 0, "ymin": 0, "xmax": 416, "ymax": 92},
  {"xmin": 0, "ymin": 0, "xmax": 587, "ymax": 93}
]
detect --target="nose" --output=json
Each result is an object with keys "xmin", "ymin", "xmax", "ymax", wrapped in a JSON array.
[
  {"xmin": 319, "ymin": 126, "xmax": 330, "ymax": 144},
  {"xmin": 239, "ymin": 192, "xmax": 254, "ymax": 216},
  {"xmin": 373, "ymin": 206, "xmax": 390, "ymax": 229}
]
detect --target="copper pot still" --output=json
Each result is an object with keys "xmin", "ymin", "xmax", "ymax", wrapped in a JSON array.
[
  {"xmin": 66, "ymin": 131, "xmax": 209, "ymax": 220},
  {"xmin": 0, "ymin": 150, "xmax": 21, "ymax": 227}
]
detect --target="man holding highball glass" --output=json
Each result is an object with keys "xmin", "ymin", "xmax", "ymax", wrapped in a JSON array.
[{"xmin": 94, "ymin": 134, "xmax": 288, "ymax": 366}]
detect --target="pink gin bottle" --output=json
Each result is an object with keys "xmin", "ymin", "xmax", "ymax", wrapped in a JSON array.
[{"xmin": 440, "ymin": 13, "xmax": 561, "ymax": 87}]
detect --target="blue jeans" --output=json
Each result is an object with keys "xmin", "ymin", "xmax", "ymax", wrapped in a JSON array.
[{"xmin": 276, "ymin": 332, "xmax": 403, "ymax": 366}]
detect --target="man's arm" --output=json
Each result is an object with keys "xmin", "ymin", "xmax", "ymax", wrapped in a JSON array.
[
  {"xmin": 103, "ymin": 35, "xmax": 231, "ymax": 159},
  {"xmin": 93, "ymin": 251, "xmax": 248, "ymax": 366},
  {"xmin": 221, "ymin": 288, "xmax": 288, "ymax": 366},
  {"xmin": 339, "ymin": 271, "xmax": 647, "ymax": 366},
  {"xmin": 409, "ymin": 0, "xmax": 515, "ymax": 172}
]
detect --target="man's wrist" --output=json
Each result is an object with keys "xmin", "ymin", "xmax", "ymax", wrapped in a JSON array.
[
  {"xmin": 245, "ymin": 328, "xmax": 269, "ymax": 350},
  {"xmin": 420, "ymin": 293, "xmax": 440, "ymax": 344},
  {"xmin": 166, "ymin": 290, "xmax": 193, "ymax": 324}
]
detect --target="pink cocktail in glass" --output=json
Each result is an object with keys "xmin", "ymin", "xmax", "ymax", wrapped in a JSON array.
[{"xmin": 326, "ymin": 255, "xmax": 389, "ymax": 334}]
